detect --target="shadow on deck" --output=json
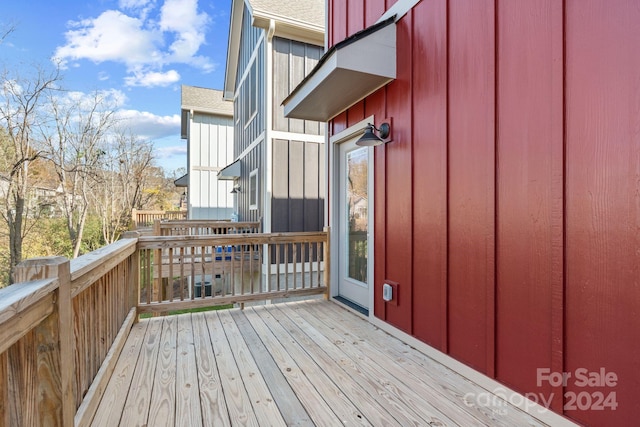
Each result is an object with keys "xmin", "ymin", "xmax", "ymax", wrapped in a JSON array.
[{"xmin": 91, "ymin": 300, "xmax": 547, "ymax": 427}]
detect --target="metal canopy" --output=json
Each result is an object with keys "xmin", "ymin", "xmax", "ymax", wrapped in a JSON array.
[
  {"xmin": 217, "ymin": 159, "xmax": 241, "ymax": 180},
  {"xmin": 283, "ymin": 17, "xmax": 397, "ymax": 122}
]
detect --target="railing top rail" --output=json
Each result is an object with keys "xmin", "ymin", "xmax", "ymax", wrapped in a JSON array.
[
  {"xmin": 157, "ymin": 220, "xmax": 257, "ymax": 227},
  {"xmin": 134, "ymin": 209, "xmax": 187, "ymax": 214},
  {"xmin": 69, "ymin": 238, "xmax": 138, "ymax": 297},
  {"xmin": 0, "ymin": 278, "xmax": 58, "ymax": 326},
  {"xmin": 137, "ymin": 231, "xmax": 328, "ymax": 249}
]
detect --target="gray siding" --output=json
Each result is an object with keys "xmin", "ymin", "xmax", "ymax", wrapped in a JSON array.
[
  {"xmin": 237, "ymin": 145, "xmax": 262, "ymax": 224},
  {"xmin": 272, "ymin": 139, "xmax": 325, "ymax": 232},
  {"xmin": 233, "ymin": 6, "xmax": 265, "ymax": 226},
  {"xmin": 273, "ymin": 37, "xmax": 324, "ymax": 135}
]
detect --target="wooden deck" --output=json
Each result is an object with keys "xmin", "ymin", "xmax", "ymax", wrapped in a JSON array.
[{"xmin": 91, "ymin": 300, "xmax": 548, "ymax": 427}]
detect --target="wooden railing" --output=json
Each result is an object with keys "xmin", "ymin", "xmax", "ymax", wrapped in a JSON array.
[
  {"xmin": 131, "ymin": 209, "xmax": 188, "ymax": 229},
  {"xmin": 0, "ymin": 237, "xmax": 139, "ymax": 427},
  {"xmin": 137, "ymin": 230, "xmax": 329, "ymax": 314},
  {"xmin": 0, "ymin": 228, "xmax": 329, "ymax": 426},
  {"xmin": 152, "ymin": 220, "xmax": 260, "ymax": 236}
]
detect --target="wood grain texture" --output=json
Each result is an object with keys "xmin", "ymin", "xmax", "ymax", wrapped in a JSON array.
[
  {"xmin": 231, "ymin": 309, "xmax": 312, "ymax": 426},
  {"xmin": 118, "ymin": 318, "xmax": 162, "ymax": 426},
  {"xmin": 218, "ymin": 310, "xmax": 286, "ymax": 426},
  {"xmin": 242, "ymin": 308, "xmax": 343, "ymax": 426},
  {"xmin": 565, "ymin": 1, "xmax": 640, "ymax": 425},
  {"xmin": 75, "ymin": 308, "xmax": 137, "ymax": 427},
  {"xmin": 147, "ymin": 315, "xmax": 177, "ymax": 426},
  {"xmin": 410, "ymin": 0, "xmax": 448, "ymax": 351},
  {"xmin": 495, "ymin": 0, "xmax": 564, "ymax": 408},
  {"xmin": 92, "ymin": 300, "xmax": 549, "ymax": 426},
  {"xmin": 382, "ymin": 7, "xmax": 413, "ymax": 332},
  {"xmin": 204, "ymin": 311, "xmax": 259, "ymax": 426},
  {"xmin": 176, "ymin": 315, "xmax": 203, "ymax": 426},
  {"xmin": 447, "ymin": 0, "xmax": 496, "ymax": 375},
  {"xmin": 191, "ymin": 313, "xmax": 231, "ymax": 427},
  {"xmin": 90, "ymin": 320, "xmax": 149, "ymax": 426}
]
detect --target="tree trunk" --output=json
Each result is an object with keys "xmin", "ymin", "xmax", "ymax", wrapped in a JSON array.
[{"xmin": 8, "ymin": 197, "xmax": 24, "ymax": 283}]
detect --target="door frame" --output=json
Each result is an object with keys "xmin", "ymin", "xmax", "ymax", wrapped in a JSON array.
[{"xmin": 328, "ymin": 116, "xmax": 375, "ymax": 316}]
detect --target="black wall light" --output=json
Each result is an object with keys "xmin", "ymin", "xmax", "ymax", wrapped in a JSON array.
[{"xmin": 356, "ymin": 122, "xmax": 391, "ymax": 146}]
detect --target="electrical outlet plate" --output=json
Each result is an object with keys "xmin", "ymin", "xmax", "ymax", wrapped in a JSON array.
[
  {"xmin": 383, "ymin": 283, "xmax": 393, "ymax": 301},
  {"xmin": 383, "ymin": 281, "xmax": 399, "ymax": 306}
]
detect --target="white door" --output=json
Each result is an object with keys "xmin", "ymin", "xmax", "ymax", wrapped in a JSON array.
[{"xmin": 338, "ymin": 138, "xmax": 372, "ymax": 309}]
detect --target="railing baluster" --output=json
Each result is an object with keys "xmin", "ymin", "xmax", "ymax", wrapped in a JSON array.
[
  {"xmin": 180, "ymin": 247, "xmax": 185, "ymax": 301},
  {"xmin": 276, "ymin": 243, "xmax": 281, "ymax": 291},
  {"xmin": 168, "ymin": 248, "xmax": 174, "ymax": 302}
]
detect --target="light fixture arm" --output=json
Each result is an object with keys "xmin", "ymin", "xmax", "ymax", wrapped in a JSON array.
[
  {"xmin": 370, "ymin": 122, "xmax": 390, "ymax": 140},
  {"xmin": 355, "ymin": 121, "xmax": 392, "ymax": 146}
]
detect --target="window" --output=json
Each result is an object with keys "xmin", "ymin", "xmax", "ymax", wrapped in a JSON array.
[
  {"xmin": 249, "ymin": 168, "xmax": 258, "ymax": 210},
  {"xmin": 244, "ymin": 61, "xmax": 257, "ymax": 127}
]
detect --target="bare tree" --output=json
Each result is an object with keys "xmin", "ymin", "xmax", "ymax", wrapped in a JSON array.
[
  {"xmin": 0, "ymin": 22, "xmax": 16, "ymax": 45},
  {"xmin": 93, "ymin": 128, "xmax": 154, "ymax": 243},
  {"xmin": 0, "ymin": 65, "xmax": 61, "ymax": 282},
  {"xmin": 42, "ymin": 90, "xmax": 117, "ymax": 258}
]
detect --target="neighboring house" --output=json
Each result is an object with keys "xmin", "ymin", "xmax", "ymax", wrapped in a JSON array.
[
  {"xmin": 181, "ymin": 85, "xmax": 234, "ymax": 219},
  {"xmin": 0, "ymin": 174, "xmax": 63, "ymax": 217},
  {"xmin": 219, "ymin": 0, "xmax": 325, "ymax": 233},
  {"xmin": 284, "ymin": 1, "xmax": 640, "ymax": 426}
]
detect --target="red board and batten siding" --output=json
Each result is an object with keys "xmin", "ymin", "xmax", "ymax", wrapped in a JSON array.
[{"xmin": 328, "ymin": 0, "xmax": 640, "ymax": 426}]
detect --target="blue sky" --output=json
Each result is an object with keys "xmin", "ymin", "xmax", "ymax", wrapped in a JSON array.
[{"xmin": 1, "ymin": 0, "xmax": 231, "ymax": 174}]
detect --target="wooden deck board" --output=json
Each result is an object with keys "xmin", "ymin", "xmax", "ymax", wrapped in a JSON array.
[
  {"xmin": 176, "ymin": 314, "xmax": 203, "ymax": 426},
  {"xmin": 306, "ymin": 301, "xmax": 548, "ymax": 427},
  {"xmin": 217, "ymin": 310, "xmax": 287, "ymax": 426},
  {"xmin": 191, "ymin": 312, "xmax": 231, "ymax": 427},
  {"xmin": 90, "ymin": 320, "xmax": 149, "ymax": 427},
  {"xmin": 92, "ymin": 300, "xmax": 549, "ymax": 427},
  {"xmin": 118, "ymin": 317, "xmax": 163, "ymax": 426},
  {"xmin": 230, "ymin": 310, "xmax": 314, "ymax": 427},
  {"xmin": 148, "ymin": 315, "xmax": 177, "ymax": 427},
  {"xmin": 205, "ymin": 311, "xmax": 260, "ymax": 426}
]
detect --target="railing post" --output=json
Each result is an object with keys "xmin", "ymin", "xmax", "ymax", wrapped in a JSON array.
[
  {"xmin": 131, "ymin": 208, "xmax": 137, "ymax": 230},
  {"xmin": 122, "ymin": 231, "xmax": 141, "ymax": 322},
  {"xmin": 153, "ymin": 219, "xmax": 161, "ymax": 236},
  {"xmin": 12, "ymin": 256, "xmax": 75, "ymax": 427},
  {"xmin": 323, "ymin": 226, "xmax": 331, "ymax": 300}
]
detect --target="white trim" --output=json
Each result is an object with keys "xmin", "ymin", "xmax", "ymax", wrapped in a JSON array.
[
  {"xmin": 264, "ymin": 19, "xmax": 275, "ymax": 234},
  {"xmin": 236, "ymin": 32, "xmax": 265, "ymax": 98},
  {"xmin": 236, "ymin": 131, "xmax": 265, "ymax": 162},
  {"xmin": 249, "ymin": 168, "xmax": 259, "ymax": 210},
  {"xmin": 330, "ymin": 116, "xmax": 375, "ymax": 312},
  {"xmin": 377, "ymin": 0, "xmax": 422, "ymax": 23},
  {"xmin": 369, "ymin": 316, "xmax": 580, "ymax": 427},
  {"xmin": 329, "ymin": 118, "xmax": 371, "ymax": 144},
  {"xmin": 271, "ymin": 130, "xmax": 325, "ymax": 144}
]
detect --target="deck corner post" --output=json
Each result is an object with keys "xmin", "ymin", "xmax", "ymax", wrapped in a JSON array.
[
  {"xmin": 153, "ymin": 219, "xmax": 162, "ymax": 236},
  {"xmin": 323, "ymin": 226, "xmax": 331, "ymax": 300},
  {"xmin": 13, "ymin": 256, "xmax": 75, "ymax": 427},
  {"xmin": 130, "ymin": 208, "xmax": 137, "ymax": 230}
]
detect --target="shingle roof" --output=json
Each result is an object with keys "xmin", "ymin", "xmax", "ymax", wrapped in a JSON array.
[
  {"xmin": 247, "ymin": 0, "xmax": 324, "ymax": 29},
  {"xmin": 181, "ymin": 85, "xmax": 233, "ymax": 116}
]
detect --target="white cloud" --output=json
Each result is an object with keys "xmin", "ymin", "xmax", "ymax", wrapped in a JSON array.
[
  {"xmin": 53, "ymin": 1, "xmax": 213, "ymax": 87},
  {"xmin": 54, "ymin": 11, "xmax": 162, "ymax": 68},
  {"xmin": 159, "ymin": 0, "xmax": 211, "ymax": 66},
  {"xmin": 156, "ymin": 145, "xmax": 187, "ymax": 158},
  {"xmin": 116, "ymin": 109, "xmax": 180, "ymax": 140},
  {"xmin": 124, "ymin": 69, "xmax": 180, "ymax": 87}
]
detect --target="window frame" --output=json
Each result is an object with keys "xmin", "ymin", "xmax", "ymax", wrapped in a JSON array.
[{"xmin": 249, "ymin": 168, "xmax": 258, "ymax": 210}]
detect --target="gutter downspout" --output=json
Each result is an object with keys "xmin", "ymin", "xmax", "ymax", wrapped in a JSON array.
[
  {"xmin": 264, "ymin": 19, "xmax": 276, "ymax": 235},
  {"xmin": 262, "ymin": 19, "xmax": 276, "ymax": 291}
]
